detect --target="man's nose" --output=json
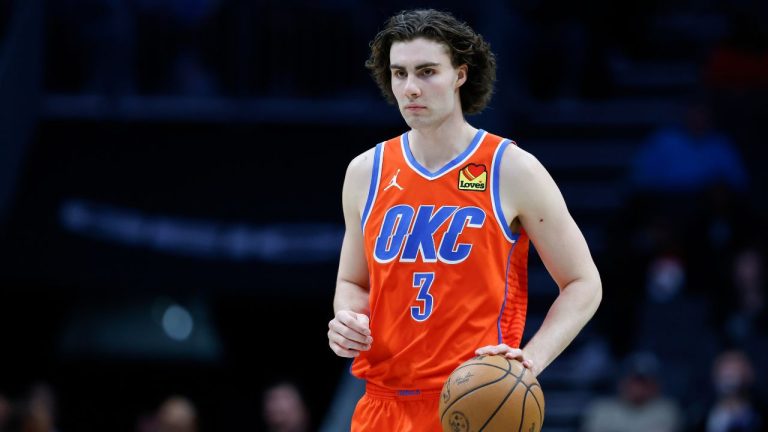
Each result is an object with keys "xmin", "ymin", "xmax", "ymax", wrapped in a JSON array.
[{"xmin": 404, "ymin": 76, "xmax": 421, "ymax": 99}]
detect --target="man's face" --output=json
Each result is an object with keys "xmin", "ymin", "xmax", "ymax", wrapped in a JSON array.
[
  {"xmin": 263, "ymin": 384, "xmax": 307, "ymax": 429},
  {"xmin": 389, "ymin": 38, "xmax": 466, "ymax": 129}
]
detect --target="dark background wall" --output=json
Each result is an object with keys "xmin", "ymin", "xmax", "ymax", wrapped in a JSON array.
[{"xmin": 1, "ymin": 0, "xmax": 767, "ymax": 430}]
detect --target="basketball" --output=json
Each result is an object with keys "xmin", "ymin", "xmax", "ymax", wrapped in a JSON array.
[{"xmin": 439, "ymin": 355, "xmax": 545, "ymax": 432}]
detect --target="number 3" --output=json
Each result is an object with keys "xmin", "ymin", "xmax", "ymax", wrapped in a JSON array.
[{"xmin": 411, "ymin": 272, "xmax": 435, "ymax": 321}]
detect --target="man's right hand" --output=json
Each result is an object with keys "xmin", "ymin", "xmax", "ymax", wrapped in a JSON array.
[{"xmin": 328, "ymin": 310, "xmax": 372, "ymax": 358}]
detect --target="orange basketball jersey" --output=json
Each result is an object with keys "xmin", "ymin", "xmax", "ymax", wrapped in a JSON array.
[{"xmin": 352, "ymin": 129, "xmax": 530, "ymax": 393}]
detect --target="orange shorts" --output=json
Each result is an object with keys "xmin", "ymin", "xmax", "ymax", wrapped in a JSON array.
[{"xmin": 351, "ymin": 383, "xmax": 442, "ymax": 432}]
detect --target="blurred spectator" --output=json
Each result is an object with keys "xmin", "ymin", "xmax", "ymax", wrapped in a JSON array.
[
  {"xmin": 629, "ymin": 93, "xmax": 748, "ymax": 194},
  {"xmin": 598, "ymin": 193, "xmax": 693, "ymax": 359},
  {"xmin": 0, "ymin": 393, "xmax": 13, "ymax": 432},
  {"xmin": 137, "ymin": 395, "xmax": 198, "ymax": 432},
  {"xmin": 582, "ymin": 352, "xmax": 683, "ymax": 432},
  {"xmin": 701, "ymin": 5, "xmax": 768, "ymax": 200},
  {"xmin": 645, "ymin": 255, "xmax": 687, "ymax": 303},
  {"xmin": 262, "ymin": 381, "xmax": 309, "ymax": 432},
  {"xmin": 688, "ymin": 350, "xmax": 767, "ymax": 432},
  {"xmin": 704, "ymin": 6, "xmax": 768, "ymax": 92},
  {"xmin": 156, "ymin": 396, "xmax": 197, "ymax": 432},
  {"xmin": 715, "ymin": 247, "xmax": 767, "ymax": 347},
  {"xmin": 620, "ymin": 90, "xmax": 751, "ymax": 295},
  {"xmin": 683, "ymin": 182, "xmax": 764, "ymax": 302},
  {"xmin": 615, "ymin": 92, "xmax": 754, "ymax": 349},
  {"xmin": 14, "ymin": 383, "xmax": 58, "ymax": 432}
]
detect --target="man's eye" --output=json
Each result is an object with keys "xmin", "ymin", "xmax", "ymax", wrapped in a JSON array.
[
  {"xmin": 394, "ymin": 70, "xmax": 406, "ymax": 78},
  {"xmin": 421, "ymin": 69, "xmax": 434, "ymax": 76}
]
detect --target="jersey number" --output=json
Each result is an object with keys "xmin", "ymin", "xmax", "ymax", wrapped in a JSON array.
[{"xmin": 411, "ymin": 272, "xmax": 435, "ymax": 321}]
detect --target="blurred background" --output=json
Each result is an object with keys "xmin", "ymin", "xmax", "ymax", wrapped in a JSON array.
[{"xmin": 1, "ymin": 0, "xmax": 767, "ymax": 431}]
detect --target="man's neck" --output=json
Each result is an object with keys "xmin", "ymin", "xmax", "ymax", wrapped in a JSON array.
[{"xmin": 408, "ymin": 114, "xmax": 478, "ymax": 172}]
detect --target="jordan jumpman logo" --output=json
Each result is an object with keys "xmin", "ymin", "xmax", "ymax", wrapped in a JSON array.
[{"xmin": 384, "ymin": 169, "xmax": 404, "ymax": 191}]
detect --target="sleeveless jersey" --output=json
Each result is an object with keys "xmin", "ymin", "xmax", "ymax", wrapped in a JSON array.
[{"xmin": 352, "ymin": 129, "xmax": 530, "ymax": 392}]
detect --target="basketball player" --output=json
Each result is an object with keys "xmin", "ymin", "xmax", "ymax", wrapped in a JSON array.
[{"xmin": 327, "ymin": 9, "xmax": 602, "ymax": 431}]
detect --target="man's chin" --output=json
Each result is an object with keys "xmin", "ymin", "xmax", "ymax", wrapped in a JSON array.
[{"xmin": 402, "ymin": 114, "xmax": 431, "ymax": 129}]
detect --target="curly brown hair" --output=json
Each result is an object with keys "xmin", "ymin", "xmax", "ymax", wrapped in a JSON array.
[{"xmin": 365, "ymin": 9, "xmax": 497, "ymax": 115}]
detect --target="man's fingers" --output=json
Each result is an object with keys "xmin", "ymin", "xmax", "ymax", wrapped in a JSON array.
[
  {"xmin": 475, "ymin": 344, "xmax": 514, "ymax": 355},
  {"xmin": 504, "ymin": 352, "xmax": 534, "ymax": 369},
  {"xmin": 329, "ymin": 341, "xmax": 360, "ymax": 358},
  {"xmin": 356, "ymin": 314, "xmax": 370, "ymax": 332},
  {"xmin": 337, "ymin": 311, "xmax": 371, "ymax": 336},
  {"xmin": 329, "ymin": 319, "xmax": 373, "ymax": 345},
  {"xmin": 328, "ymin": 329, "xmax": 371, "ymax": 352},
  {"xmin": 328, "ymin": 332, "xmax": 371, "ymax": 352},
  {"xmin": 503, "ymin": 350, "xmax": 525, "ymax": 359},
  {"xmin": 327, "ymin": 311, "xmax": 373, "ymax": 359},
  {"xmin": 474, "ymin": 344, "xmax": 533, "ymax": 370}
]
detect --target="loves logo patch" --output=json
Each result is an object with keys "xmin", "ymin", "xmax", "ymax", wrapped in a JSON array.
[{"xmin": 458, "ymin": 163, "xmax": 487, "ymax": 191}]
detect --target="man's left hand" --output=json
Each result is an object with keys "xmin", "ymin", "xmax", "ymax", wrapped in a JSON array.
[{"xmin": 475, "ymin": 344, "xmax": 536, "ymax": 375}]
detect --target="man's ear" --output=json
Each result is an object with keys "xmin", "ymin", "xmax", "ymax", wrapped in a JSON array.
[{"xmin": 456, "ymin": 64, "xmax": 468, "ymax": 88}]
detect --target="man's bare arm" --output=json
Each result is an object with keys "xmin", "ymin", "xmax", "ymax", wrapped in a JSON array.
[
  {"xmin": 478, "ymin": 145, "xmax": 602, "ymax": 376},
  {"xmin": 328, "ymin": 149, "xmax": 376, "ymax": 358}
]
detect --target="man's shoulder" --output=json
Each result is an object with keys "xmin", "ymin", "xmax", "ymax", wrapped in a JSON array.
[
  {"xmin": 496, "ymin": 139, "xmax": 541, "ymax": 179},
  {"xmin": 348, "ymin": 146, "xmax": 377, "ymax": 173},
  {"xmin": 344, "ymin": 146, "xmax": 378, "ymax": 192}
]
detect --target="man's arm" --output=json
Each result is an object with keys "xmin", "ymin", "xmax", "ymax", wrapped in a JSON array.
[
  {"xmin": 478, "ymin": 145, "xmax": 602, "ymax": 376},
  {"xmin": 328, "ymin": 149, "xmax": 376, "ymax": 358}
]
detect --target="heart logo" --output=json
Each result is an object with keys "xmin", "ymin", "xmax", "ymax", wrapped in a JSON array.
[
  {"xmin": 463, "ymin": 163, "xmax": 486, "ymax": 179},
  {"xmin": 458, "ymin": 163, "xmax": 487, "ymax": 191}
]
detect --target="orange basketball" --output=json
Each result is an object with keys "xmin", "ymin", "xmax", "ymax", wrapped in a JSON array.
[{"xmin": 439, "ymin": 355, "xmax": 545, "ymax": 432}]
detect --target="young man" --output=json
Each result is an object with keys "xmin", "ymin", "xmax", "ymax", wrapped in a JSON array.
[{"xmin": 327, "ymin": 9, "xmax": 602, "ymax": 431}]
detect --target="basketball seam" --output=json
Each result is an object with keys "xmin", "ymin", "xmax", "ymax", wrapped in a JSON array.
[
  {"xmin": 527, "ymin": 383, "xmax": 544, "ymax": 426},
  {"xmin": 479, "ymin": 359, "xmax": 526, "ymax": 432},
  {"xmin": 516, "ymin": 386, "xmax": 529, "ymax": 432},
  {"xmin": 439, "ymin": 359, "xmax": 514, "ymax": 421}
]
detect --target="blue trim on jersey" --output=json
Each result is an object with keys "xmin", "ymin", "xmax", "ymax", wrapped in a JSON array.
[
  {"xmin": 361, "ymin": 143, "xmax": 383, "ymax": 231},
  {"xmin": 402, "ymin": 129, "xmax": 485, "ymax": 178},
  {"xmin": 492, "ymin": 139, "xmax": 520, "ymax": 243},
  {"xmin": 497, "ymin": 243, "xmax": 517, "ymax": 344}
]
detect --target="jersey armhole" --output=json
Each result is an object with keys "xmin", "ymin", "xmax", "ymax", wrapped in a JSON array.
[
  {"xmin": 361, "ymin": 142, "xmax": 385, "ymax": 232},
  {"xmin": 491, "ymin": 139, "xmax": 520, "ymax": 243}
]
